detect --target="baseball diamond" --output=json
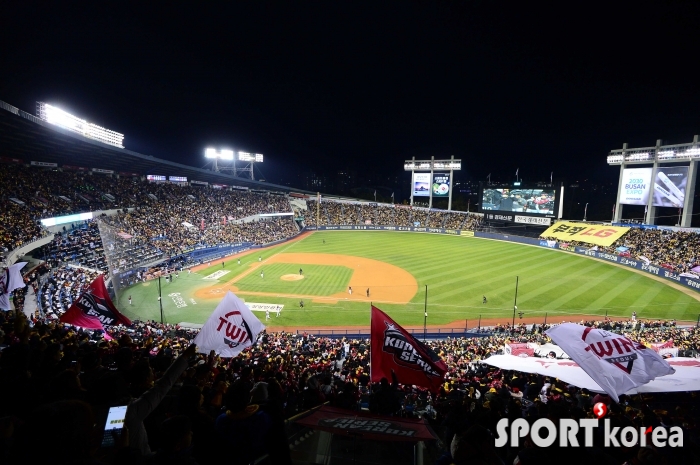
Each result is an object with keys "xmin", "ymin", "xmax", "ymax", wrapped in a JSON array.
[{"xmin": 117, "ymin": 230, "xmax": 700, "ymax": 328}]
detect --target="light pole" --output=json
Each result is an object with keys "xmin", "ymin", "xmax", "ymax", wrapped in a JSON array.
[
  {"xmin": 158, "ymin": 275, "xmax": 164, "ymax": 324},
  {"xmin": 512, "ymin": 276, "xmax": 519, "ymax": 328},
  {"xmin": 583, "ymin": 203, "xmax": 588, "ymax": 221}
]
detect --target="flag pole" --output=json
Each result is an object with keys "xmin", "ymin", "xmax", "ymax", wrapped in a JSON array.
[
  {"xmin": 158, "ymin": 275, "xmax": 164, "ymax": 324},
  {"xmin": 512, "ymin": 276, "xmax": 519, "ymax": 329},
  {"xmin": 423, "ymin": 285, "xmax": 428, "ymax": 342},
  {"xmin": 369, "ymin": 303, "xmax": 373, "ymax": 383}
]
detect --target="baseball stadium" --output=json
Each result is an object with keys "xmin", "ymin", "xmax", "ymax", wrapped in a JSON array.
[{"xmin": 2, "ymin": 98, "xmax": 700, "ymax": 464}]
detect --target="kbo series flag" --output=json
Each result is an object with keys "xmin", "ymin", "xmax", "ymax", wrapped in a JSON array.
[
  {"xmin": 194, "ymin": 291, "xmax": 265, "ymax": 357},
  {"xmin": 370, "ymin": 305, "xmax": 447, "ymax": 391},
  {"xmin": 546, "ymin": 323, "xmax": 675, "ymax": 402},
  {"xmin": 60, "ymin": 276, "xmax": 132, "ymax": 329}
]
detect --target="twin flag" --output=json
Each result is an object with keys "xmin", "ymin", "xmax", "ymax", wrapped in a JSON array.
[
  {"xmin": 546, "ymin": 323, "xmax": 675, "ymax": 402},
  {"xmin": 194, "ymin": 291, "xmax": 266, "ymax": 357}
]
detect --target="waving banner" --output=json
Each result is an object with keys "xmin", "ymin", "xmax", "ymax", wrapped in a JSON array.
[
  {"xmin": 194, "ymin": 291, "xmax": 265, "ymax": 357},
  {"xmin": 60, "ymin": 276, "xmax": 132, "ymax": 328},
  {"xmin": 541, "ymin": 221, "xmax": 629, "ymax": 246},
  {"xmin": 546, "ymin": 323, "xmax": 675, "ymax": 402},
  {"xmin": 0, "ymin": 262, "xmax": 27, "ymax": 310},
  {"xmin": 370, "ymin": 305, "xmax": 447, "ymax": 391},
  {"xmin": 481, "ymin": 356, "xmax": 700, "ymax": 395}
]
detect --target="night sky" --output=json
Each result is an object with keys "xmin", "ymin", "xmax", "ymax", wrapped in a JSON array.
[{"xmin": 1, "ymin": 2, "xmax": 699, "ymax": 195}]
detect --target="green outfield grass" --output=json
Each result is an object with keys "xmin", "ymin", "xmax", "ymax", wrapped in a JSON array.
[{"xmin": 116, "ymin": 231, "xmax": 700, "ymax": 326}]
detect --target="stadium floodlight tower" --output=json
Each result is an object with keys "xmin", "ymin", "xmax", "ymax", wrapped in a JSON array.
[
  {"xmin": 607, "ymin": 135, "xmax": 699, "ymax": 227},
  {"xmin": 204, "ymin": 149, "xmax": 263, "ymax": 180},
  {"xmin": 237, "ymin": 152, "xmax": 263, "ymax": 181},
  {"xmin": 404, "ymin": 155, "xmax": 461, "ymax": 210},
  {"xmin": 204, "ymin": 148, "xmax": 234, "ymax": 173}
]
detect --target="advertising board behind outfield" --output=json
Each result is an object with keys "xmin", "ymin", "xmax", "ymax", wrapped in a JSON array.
[{"xmin": 541, "ymin": 221, "xmax": 629, "ymax": 247}]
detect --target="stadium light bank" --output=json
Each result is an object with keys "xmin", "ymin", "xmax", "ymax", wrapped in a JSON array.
[
  {"xmin": 205, "ymin": 147, "xmax": 263, "ymax": 180},
  {"xmin": 36, "ymin": 102, "xmax": 124, "ymax": 148}
]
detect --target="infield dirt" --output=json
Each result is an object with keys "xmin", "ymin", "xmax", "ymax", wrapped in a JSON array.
[{"xmin": 193, "ymin": 252, "xmax": 418, "ymax": 304}]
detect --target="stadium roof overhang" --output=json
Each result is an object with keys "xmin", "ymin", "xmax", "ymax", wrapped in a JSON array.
[{"xmin": 0, "ymin": 99, "xmax": 314, "ymax": 194}]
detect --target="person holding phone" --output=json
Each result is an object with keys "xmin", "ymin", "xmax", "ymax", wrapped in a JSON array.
[{"xmin": 125, "ymin": 343, "xmax": 198, "ymax": 456}]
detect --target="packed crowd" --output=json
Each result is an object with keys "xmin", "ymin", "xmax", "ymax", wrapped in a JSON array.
[
  {"xmin": 0, "ymin": 164, "xmax": 296, "ymax": 256},
  {"xmin": 0, "ymin": 308, "xmax": 697, "ymax": 464},
  {"xmin": 542, "ymin": 227, "xmax": 700, "ymax": 275},
  {"xmin": 303, "ymin": 199, "xmax": 481, "ymax": 230},
  {"xmin": 101, "ymin": 184, "xmax": 294, "ymax": 257},
  {"xmin": 38, "ymin": 222, "xmax": 110, "ymax": 273},
  {"xmin": 38, "ymin": 265, "xmax": 102, "ymax": 319}
]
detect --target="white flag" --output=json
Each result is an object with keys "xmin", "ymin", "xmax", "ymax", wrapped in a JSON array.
[
  {"xmin": 0, "ymin": 262, "xmax": 28, "ymax": 310},
  {"xmin": 193, "ymin": 291, "xmax": 265, "ymax": 357},
  {"xmin": 546, "ymin": 323, "xmax": 675, "ymax": 402}
]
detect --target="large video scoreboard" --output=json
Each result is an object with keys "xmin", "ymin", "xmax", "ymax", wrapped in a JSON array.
[{"xmin": 479, "ymin": 184, "xmax": 559, "ymax": 225}]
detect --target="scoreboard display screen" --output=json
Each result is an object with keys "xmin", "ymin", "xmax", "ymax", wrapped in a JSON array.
[
  {"xmin": 147, "ymin": 175, "xmax": 166, "ymax": 182},
  {"xmin": 169, "ymin": 176, "xmax": 188, "ymax": 182},
  {"xmin": 481, "ymin": 187, "xmax": 557, "ymax": 218}
]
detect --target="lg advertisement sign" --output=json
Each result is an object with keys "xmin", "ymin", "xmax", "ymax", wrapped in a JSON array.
[{"xmin": 653, "ymin": 166, "xmax": 688, "ymax": 208}]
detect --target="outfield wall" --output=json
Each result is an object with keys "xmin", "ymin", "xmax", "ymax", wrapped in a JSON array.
[{"xmin": 304, "ymin": 225, "xmax": 474, "ymax": 236}]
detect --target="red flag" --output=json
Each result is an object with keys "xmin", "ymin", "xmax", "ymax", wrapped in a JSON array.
[
  {"xmin": 370, "ymin": 305, "xmax": 447, "ymax": 391},
  {"xmin": 60, "ymin": 276, "xmax": 132, "ymax": 329}
]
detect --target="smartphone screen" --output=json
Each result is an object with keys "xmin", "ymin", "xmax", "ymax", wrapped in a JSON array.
[{"xmin": 101, "ymin": 405, "xmax": 127, "ymax": 447}]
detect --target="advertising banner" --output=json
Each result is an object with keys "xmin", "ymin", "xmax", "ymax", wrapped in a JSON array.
[
  {"xmin": 541, "ymin": 221, "xmax": 629, "ymax": 246},
  {"xmin": 432, "ymin": 173, "xmax": 450, "ymax": 197},
  {"xmin": 31, "ymin": 161, "xmax": 58, "ymax": 167},
  {"xmin": 246, "ymin": 303, "xmax": 284, "ymax": 313},
  {"xmin": 619, "ymin": 168, "xmax": 653, "ymax": 205},
  {"xmin": 484, "ymin": 213, "xmax": 514, "ymax": 222},
  {"xmin": 514, "ymin": 215, "xmax": 552, "ymax": 226},
  {"xmin": 413, "ymin": 172, "xmax": 431, "ymax": 197},
  {"xmin": 652, "ymin": 166, "xmax": 688, "ymax": 207}
]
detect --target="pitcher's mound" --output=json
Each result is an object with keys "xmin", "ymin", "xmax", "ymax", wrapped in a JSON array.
[{"xmin": 281, "ymin": 274, "xmax": 304, "ymax": 281}]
